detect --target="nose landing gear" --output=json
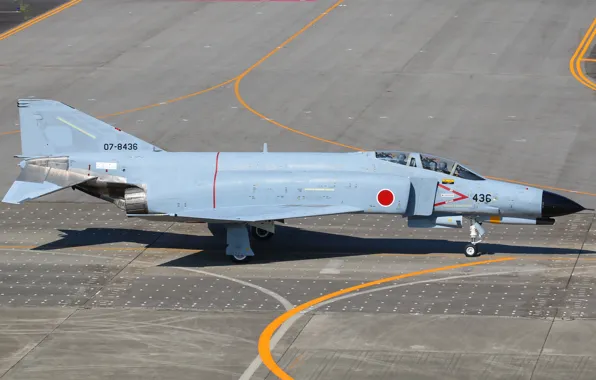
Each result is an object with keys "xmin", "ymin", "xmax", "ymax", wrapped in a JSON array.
[{"xmin": 464, "ymin": 219, "xmax": 485, "ymax": 257}]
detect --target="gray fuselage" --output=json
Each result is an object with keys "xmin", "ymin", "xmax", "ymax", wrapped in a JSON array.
[{"xmin": 69, "ymin": 150, "xmax": 543, "ymax": 220}]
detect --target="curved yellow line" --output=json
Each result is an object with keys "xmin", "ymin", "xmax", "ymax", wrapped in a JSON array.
[
  {"xmin": 576, "ymin": 20, "xmax": 596, "ymax": 89},
  {"xmin": 576, "ymin": 26, "xmax": 596, "ymax": 91},
  {"xmin": 1, "ymin": 77, "xmax": 237, "ymax": 133},
  {"xmin": 96, "ymin": 77, "xmax": 238, "ymax": 118},
  {"xmin": 233, "ymin": 0, "xmax": 363, "ymax": 151},
  {"xmin": 570, "ymin": 18, "xmax": 596, "ymax": 91},
  {"xmin": 569, "ymin": 20, "xmax": 592, "ymax": 88},
  {"xmin": 258, "ymin": 257, "xmax": 515, "ymax": 379},
  {"xmin": 0, "ymin": 0, "xmax": 83, "ymax": 41}
]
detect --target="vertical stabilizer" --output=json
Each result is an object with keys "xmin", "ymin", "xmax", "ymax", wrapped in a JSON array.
[{"xmin": 17, "ymin": 99, "xmax": 163, "ymax": 157}]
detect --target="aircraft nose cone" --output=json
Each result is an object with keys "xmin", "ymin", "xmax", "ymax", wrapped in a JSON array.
[{"xmin": 541, "ymin": 191, "xmax": 585, "ymax": 217}]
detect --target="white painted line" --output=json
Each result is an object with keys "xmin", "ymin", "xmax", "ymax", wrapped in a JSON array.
[
  {"xmin": 320, "ymin": 259, "xmax": 343, "ymax": 274},
  {"xmin": 176, "ymin": 267, "xmax": 293, "ymax": 310},
  {"xmin": 174, "ymin": 267, "xmax": 294, "ymax": 380}
]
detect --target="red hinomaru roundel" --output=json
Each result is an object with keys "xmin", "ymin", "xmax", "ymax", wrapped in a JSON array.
[{"xmin": 376, "ymin": 189, "xmax": 395, "ymax": 207}]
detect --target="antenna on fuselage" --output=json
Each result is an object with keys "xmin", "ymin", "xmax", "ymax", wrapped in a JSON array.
[{"xmin": 263, "ymin": 143, "xmax": 268, "ymax": 153}]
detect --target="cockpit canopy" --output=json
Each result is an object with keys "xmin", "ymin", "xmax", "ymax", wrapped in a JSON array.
[{"xmin": 374, "ymin": 151, "xmax": 485, "ymax": 181}]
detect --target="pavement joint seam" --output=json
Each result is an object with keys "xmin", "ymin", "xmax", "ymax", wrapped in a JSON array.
[
  {"xmin": 80, "ymin": 221, "xmax": 175, "ymax": 308},
  {"xmin": 563, "ymin": 213, "xmax": 594, "ymax": 290},
  {"xmin": 528, "ymin": 313, "xmax": 556, "ymax": 380},
  {"xmin": 528, "ymin": 213, "xmax": 594, "ymax": 380},
  {"xmin": 0, "ymin": 307, "xmax": 80, "ymax": 379},
  {"xmin": 263, "ymin": 313, "xmax": 314, "ymax": 380}
]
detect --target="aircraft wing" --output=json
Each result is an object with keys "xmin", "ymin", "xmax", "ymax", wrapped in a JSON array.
[{"xmin": 130, "ymin": 204, "xmax": 364, "ymax": 223}]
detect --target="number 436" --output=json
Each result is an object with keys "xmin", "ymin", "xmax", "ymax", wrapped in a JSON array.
[{"xmin": 473, "ymin": 194, "xmax": 492, "ymax": 203}]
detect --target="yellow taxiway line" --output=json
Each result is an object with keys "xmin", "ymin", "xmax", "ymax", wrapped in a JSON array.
[
  {"xmin": 570, "ymin": 18, "xmax": 596, "ymax": 91},
  {"xmin": 96, "ymin": 77, "xmax": 238, "ymax": 119},
  {"xmin": 233, "ymin": 0, "xmax": 361, "ymax": 152},
  {"xmin": 257, "ymin": 257, "xmax": 515, "ymax": 380},
  {"xmin": 0, "ymin": 130, "xmax": 19, "ymax": 136},
  {"xmin": 0, "ymin": 0, "xmax": 83, "ymax": 42}
]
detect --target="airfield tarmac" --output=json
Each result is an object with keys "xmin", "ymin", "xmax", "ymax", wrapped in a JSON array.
[{"xmin": 1, "ymin": 0, "xmax": 596, "ymax": 379}]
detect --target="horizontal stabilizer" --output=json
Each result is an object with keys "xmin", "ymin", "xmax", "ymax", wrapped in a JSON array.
[
  {"xmin": 2, "ymin": 181, "xmax": 63, "ymax": 204},
  {"xmin": 129, "ymin": 204, "xmax": 363, "ymax": 223},
  {"xmin": 2, "ymin": 156, "xmax": 97, "ymax": 204}
]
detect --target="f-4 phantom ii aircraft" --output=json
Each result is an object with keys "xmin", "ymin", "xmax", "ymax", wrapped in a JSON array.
[{"xmin": 2, "ymin": 99, "xmax": 589, "ymax": 262}]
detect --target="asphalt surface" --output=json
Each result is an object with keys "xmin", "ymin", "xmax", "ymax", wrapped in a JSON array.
[{"xmin": 1, "ymin": 0, "xmax": 596, "ymax": 379}]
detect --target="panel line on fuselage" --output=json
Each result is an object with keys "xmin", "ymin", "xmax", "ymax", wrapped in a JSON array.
[{"xmin": 213, "ymin": 152, "xmax": 220, "ymax": 209}]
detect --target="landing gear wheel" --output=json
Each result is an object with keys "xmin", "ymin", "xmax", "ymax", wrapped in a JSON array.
[
  {"xmin": 464, "ymin": 243, "xmax": 479, "ymax": 258},
  {"xmin": 251, "ymin": 227, "xmax": 273, "ymax": 240},
  {"xmin": 230, "ymin": 254, "xmax": 252, "ymax": 263}
]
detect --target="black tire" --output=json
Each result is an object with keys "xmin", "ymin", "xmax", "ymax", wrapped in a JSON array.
[
  {"xmin": 464, "ymin": 243, "xmax": 478, "ymax": 257},
  {"xmin": 251, "ymin": 226, "xmax": 273, "ymax": 240},
  {"xmin": 230, "ymin": 254, "xmax": 253, "ymax": 264}
]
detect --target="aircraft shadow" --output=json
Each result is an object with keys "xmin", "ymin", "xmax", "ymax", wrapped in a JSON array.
[{"xmin": 31, "ymin": 225, "xmax": 593, "ymax": 267}]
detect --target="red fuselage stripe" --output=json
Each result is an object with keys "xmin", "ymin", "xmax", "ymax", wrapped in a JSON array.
[{"xmin": 213, "ymin": 152, "xmax": 220, "ymax": 208}]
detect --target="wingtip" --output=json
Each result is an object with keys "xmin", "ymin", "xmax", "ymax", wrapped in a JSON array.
[{"xmin": 1, "ymin": 196, "xmax": 22, "ymax": 205}]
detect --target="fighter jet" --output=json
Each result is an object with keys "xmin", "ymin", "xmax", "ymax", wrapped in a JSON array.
[{"xmin": 2, "ymin": 99, "xmax": 588, "ymax": 262}]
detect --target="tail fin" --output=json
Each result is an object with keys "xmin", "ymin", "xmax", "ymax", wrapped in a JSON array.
[{"xmin": 17, "ymin": 99, "xmax": 163, "ymax": 157}]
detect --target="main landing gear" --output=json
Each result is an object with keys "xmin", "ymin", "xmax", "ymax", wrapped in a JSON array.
[
  {"xmin": 224, "ymin": 223, "xmax": 275, "ymax": 263},
  {"xmin": 250, "ymin": 226, "xmax": 274, "ymax": 240},
  {"xmin": 230, "ymin": 254, "xmax": 251, "ymax": 263},
  {"xmin": 464, "ymin": 219, "xmax": 485, "ymax": 257}
]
